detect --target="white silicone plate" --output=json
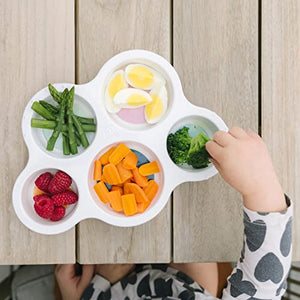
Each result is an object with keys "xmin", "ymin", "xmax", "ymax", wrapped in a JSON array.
[{"xmin": 12, "ymin": 50, "xmax": 228, "ymax": 235}]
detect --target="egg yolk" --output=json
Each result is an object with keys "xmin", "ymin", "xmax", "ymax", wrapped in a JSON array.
[
  {"xmin": 108, "ymin": 74, "xmax": 125, "ymax": 98},
  {"xmin": 128, "ymin": 66, "xmax": 154, "ymax": 88},
  {"xmin": 127, "ymin": 94, "xmax": 151, "ymax": 106},
  {"xmin": 145, "ymin": 94, "xmax": 163, "ymax": 119}
]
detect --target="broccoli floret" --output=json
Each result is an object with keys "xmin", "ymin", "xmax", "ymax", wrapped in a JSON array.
[
  {"xmin": 167, "ymin": 126, "xmax": 192, "ymax": 164},
  {"xmin": 187, "ymin": 132, "xmax": 211, "ymax": 169}
]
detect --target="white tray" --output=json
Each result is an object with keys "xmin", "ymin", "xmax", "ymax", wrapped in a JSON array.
[{"xmin": 12, "ymin": 50, "xmax": 228, "ymax": 235}]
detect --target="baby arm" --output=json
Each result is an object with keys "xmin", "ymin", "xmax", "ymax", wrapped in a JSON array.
[{"xmin": 206, "ymin": 127, "xmax": 292, "ymax": 299}]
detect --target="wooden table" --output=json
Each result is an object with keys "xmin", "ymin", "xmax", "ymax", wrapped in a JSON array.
[{"xmin": 1, "ymin": 0, "xmax": 299, "ymax": 264}]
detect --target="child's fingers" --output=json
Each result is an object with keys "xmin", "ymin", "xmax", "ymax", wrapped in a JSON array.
[
  {"xmin": 209, "ymin": 157, "xmax": 222, "ymax": 172},
  {"xmin": 213, "ymin": 131, "xmax": 234, "ymax": 147},
  {"xmin": 246, "ymin": 130, "xmax": 260, "ymax": 139},
  {"xmin": 78, "ymin": 265, "xmax": 95, "ymax": 290},
  {"xmin": 228, "ymin": 127, "xmax": 248, "ymax": 139},
  {"xmin": 205, "ymin": 141, "xmax": 223, "ymax": 160}
]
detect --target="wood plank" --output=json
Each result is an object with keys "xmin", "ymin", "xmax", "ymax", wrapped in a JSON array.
[
  {"xmin": 262, "ymin": 0, "xmax": 300, "ymax": 260},
  {"xmin": 76, "ymin": 0, "xmax": 171, "ymax": 263},
  {"xmin": 173, "ymin": 0, "xmax": 258, "ymax": 262},
  {"xmin": 0, "ymin": 0, "xmax": 75, "ymax": 264}
]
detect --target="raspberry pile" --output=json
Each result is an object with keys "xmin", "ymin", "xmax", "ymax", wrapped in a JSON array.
[{"xmin": 33, "ymin": 171, "xmax": 78, "ymax": 221}]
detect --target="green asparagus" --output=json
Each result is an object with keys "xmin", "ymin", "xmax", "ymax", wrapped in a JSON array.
[
  {"xmin": 31, "ymin": 119, "xmax": 97, "ymax": 132},
  {"xmin": 46, "ymin": 91, "xmax": 68, "ymax": 151},
  {"xmin": 66, "ymin": 87, "xmax": 78, "ymax": 154},
  {"xmin": 31, "ymin": 101, "xmax": 56, "ymax": 121}
]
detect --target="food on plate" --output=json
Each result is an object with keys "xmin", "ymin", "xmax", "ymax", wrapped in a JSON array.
[
  {"xmin": 30, "ymin": 84, "xmax": 96, "ymax": 155},
  {"xmin": 104, "ymin": 63, "xmax": 168, "ymax": 125},
  {"xmin": 32, "ymin": 170, "xmax": 78, "ymax": 221},
  {"xmin": 145, "ymin": 85, "xmax": 168, "ymax": 124},
  {"xmin": 139, "ymin": 161, "xmax": 160, "ymax": 176},
  {"xmin": 93, "ymin": 144, "xmax": 160, "ymax": 215},
  {"xmin": 105, "ymin": 70, "xmax": 128, "ymax": 113},
  {"xmin": 113, "ymin": 88, "xmax": 152, "ymax": 108},
  {"xmin": 124, "ymin": 64, "xmax": 165, "ymax": 90},
  {"xmin": 167, "ymin": 126, "xmax": 211, "ymax": 169}
]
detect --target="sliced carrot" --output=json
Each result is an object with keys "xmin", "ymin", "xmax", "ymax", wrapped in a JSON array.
[
  {"xmin": 143, "ymin": 180, "xmax": 159, "ymax": 201},
  {"xmin": 102, "ymin": 163, "xmax": 122, "ymax": 185},
  {"xmin": 116, "ymin": 162, "xmax": 133, "ymax": 183},
  {"xmin": 109, "ymin": 143, "xmax": 131, "ymax": 165},
  {"xmin": 124, "ymin": 182, "xmax": 131, "ymax": 194},
  {"xmin": 137, "ymin": 200, "xmax": 151, "ymax": 214},
  {"xmin": 125, "ymin": 183, "xmax": 148, "ymax": 203},
  {"xmin": 121, "ymin": 194, "xmax": 137, "ymax": 216},
  {"xmin": 107, "ymin": 191, "xmax": 123, "ymax": 212},
  {"xmin": 132, "ymin": 167, "xmax": 148, "ymax": 187},
  {"xmin": 111, "ymin": 185, "xmax": 124, "ymax": 195},
  {"xmin": 33, "ymin": 185, "xmax": 47, "ymax": 196},
  {"xmin": 93, "ymin": 160, "xmax": 102, "ymax": 181},
  {"xmin": 123, "ymin": 151, "xmax": 138, "ymax": 169},
  {"xmin": 139, "ymin": 161, "xmax": 160, "ymax": 176},
  {"xmin": 94, "ymin": 181, "xmax": 109, "ymax": 203},
  {"xmin": 100, "ymin": 147, "xmax": 116, "ymax": 165}
]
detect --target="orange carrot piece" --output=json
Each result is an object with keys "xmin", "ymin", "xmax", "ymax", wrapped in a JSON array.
[
  {"xmin": 123, "ymin": 151, "xmax": 138, "ymax": 169},
  {"xmin": 143, "ymin": 180, "xmax": 159, "ymax": 201},
  {"xmin": 132, "ymin": 167, "xmax": 148, "ymax": 187},
  {"xmin": 102, "ymin": 163, "xmax": 122, "ymax": 185},
  {"xmin": 116, "ymin": 162, "xmax": 133, "ymax": 183},
  {"xmin": 93, "ymin": 160, "xmax": 102, "ymax": 181},
  {"xmin": 33, "ymin": 185, "xmax": 47, "ymax": 196},
  {"xmin": 94, "ymin": 181, "xmax": 109, "ymax": 204},
  {"xmin": 107, "ymin": 191, "xmax": 123, "ymax": 212},
  {"xmin": 125, "ymin": 183, "xmax": 148, "ymax": 203},
  {"xmin": 100, "ymin": 147, "xmax": 116, "ymax": 165},
  {"xmin": 121, "ymin": 194, "xmax": 137, "ymax": 216},
  {"xmin": 124, "ymin": 183, "xmax": 131, "ymax": 194},
  {"xmin": 139, "ymin": 161, "xmax": 160, "ymax": 176},
  {"xmin": 137, "ymin": 200, "xmax": 151, "ymax": 214},
  {"xmin": 111, "ymin": 185, "xmax": 124, "ymax": 195},
  {"xmin": 109, "ymin": 143, "xmax": 131, "ymax": 165}
]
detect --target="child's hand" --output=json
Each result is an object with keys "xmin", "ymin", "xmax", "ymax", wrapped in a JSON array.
[
  {"xmin": 95, "ymin": 264, "xmax": 135, "ymax": 284},
  {"xmin": 55, "ymin": 264, "xmax": 95, "ymax": 300},
  {"xmin": 206, "ymin": 127, "xmax": 286, "ymax": 212}
]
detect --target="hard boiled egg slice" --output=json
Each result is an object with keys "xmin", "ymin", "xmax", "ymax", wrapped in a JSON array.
[
  {"xmin": 125, "ymin": 64, "xmax": 165, "ymax": 90},
  {"xmin": 104, "ymin": 70, "xmax": 128, "ymax": 113},
  {"xmin": 145, "ymin": 85, "xmax": 168, "ymax": 124},
  {"xmin": 113, "ymin": 88, "xmax": 152, "ymax": 108}
]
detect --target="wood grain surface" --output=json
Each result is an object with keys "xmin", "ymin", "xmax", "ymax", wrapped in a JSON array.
[
  {"xmin": 262, "ymin": 0, "xmax": 300, "ymax": 260},
  {"xmin": 0, "ymin": 0, "xmax": 75, "ymax": 264},
  {"xmin": 173, "ymin": 0, "xmax": 258, "ymax": 262},
  {"xmin": 76, "ymin": 0, "xmax": 171, "ymax": 263}
]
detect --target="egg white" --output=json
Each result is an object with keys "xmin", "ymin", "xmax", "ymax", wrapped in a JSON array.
[
  {"xmin": 104, "ymin": 70, "xmax": 128, "ymax": 113},
  {"xmin": 125, "ymin": 64, "xmax": 166, "ymax": 90}
]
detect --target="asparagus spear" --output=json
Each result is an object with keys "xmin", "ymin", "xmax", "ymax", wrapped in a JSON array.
[
  {"xmin": 39, "ymin": 101, "xmax": 59, "ymax": 114},
  {"xmin": 48, "ymin": 84, "xmax": 96, "ymax": 124},
  {"xmin": 46, "ymin": 90, "xmax": 68, "ymax": 151},
  {"xmin": 66, "ymin": 87, "xmax": 78, "ymax": 154},
  {"xmin": 63, "ymin": 132, "xmax": 81, "ymax": 147},
  {"xmin": 31, "ymin": 101, "xmax": 56, "ymax": 120},
  {"xmin": 31, "ymin": 119, "xmax": 96, "ymax": 132},
  {"xmin": 72, "ymin": 114, "xmax": 89, "ymax": 148},
  {"xmin": 62, "ymin": 134, "xmax": 70, "ymax": 155},
  {"xmin": 48, "ymin": 84, "xmax": 63, "ymax": 104},
  {"xmin": 75, "ymin": 131, "xmax": 81, "ymax": 146}
]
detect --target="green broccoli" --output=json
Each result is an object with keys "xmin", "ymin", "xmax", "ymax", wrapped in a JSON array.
[
  {"xmin": 186, "ymin": 132, "xmax": 211, "ymax": 169},
  {"xmin": 167, "ymin": 126, "xmax": 192, "ymax": 164}
]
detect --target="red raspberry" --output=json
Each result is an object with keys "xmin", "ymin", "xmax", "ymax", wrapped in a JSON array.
[
  {"xmin": 33, "ymin": 194, "xmax": 47, "ymax": 202},
  {"xmin": 34, "ymin": 195, "xmax": 54, "ymax": 219},
  {"xmin": 52, "ymin": 190, "xmax": 78, "ymax": 206},
  {"xmin": 34, "ymin": 172, "xmax": 53, "ymax": 192},
  {"xmin": 48, "ymin": 171, "xmax": 72, "ymax": 194},
  {"xmin": 50, "ymin": 206, "xmax": 66, "ymax": 221}
]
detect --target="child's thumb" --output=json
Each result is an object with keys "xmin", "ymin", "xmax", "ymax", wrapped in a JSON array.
[
  {"xmin": 78, "ymin": 264, "xmax": 95, "ymax": 289},
  {"xmin": 209, "ymin": 158, "xmax": 221, "ymax": 172}
]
